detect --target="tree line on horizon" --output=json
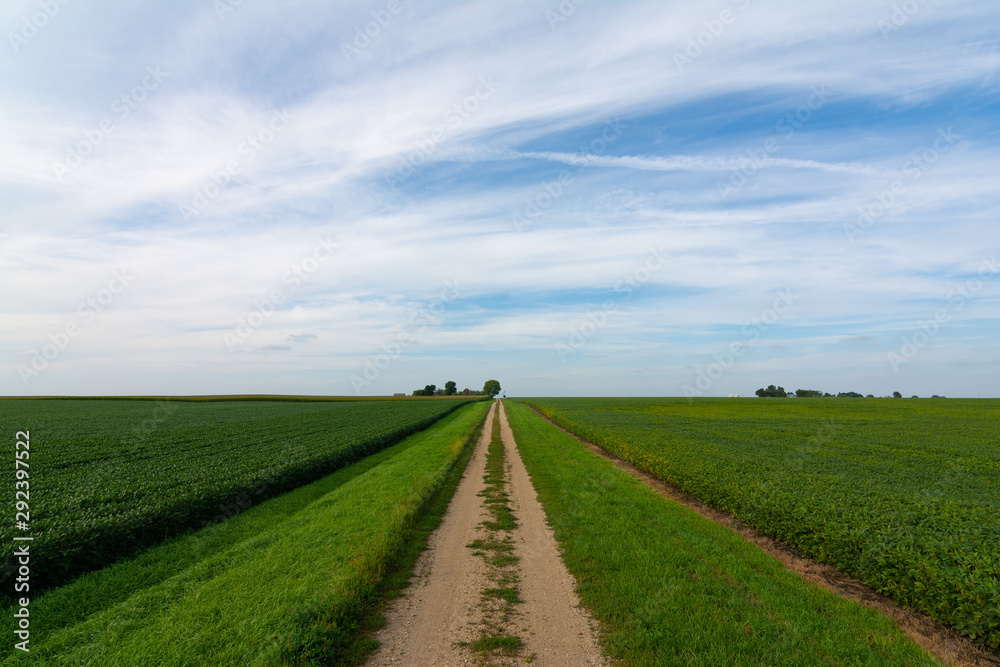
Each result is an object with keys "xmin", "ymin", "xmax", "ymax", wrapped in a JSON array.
[
  {"xmin": 412, "ymin": 379, "xmax": 501, "ymax": 397},
  {"xmin": 754, "ymin": 384, "xmax": 945, "ymax": 399}
]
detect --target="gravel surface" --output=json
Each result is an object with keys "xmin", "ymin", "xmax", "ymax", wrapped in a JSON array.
[{"xmin": 367, "ymin": 402, "xmax": 608, "ymax": 666}]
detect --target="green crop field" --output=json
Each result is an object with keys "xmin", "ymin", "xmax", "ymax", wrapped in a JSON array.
[
  {"xmin": 503, "ymin": 400, "xmax": 939, "ymax": 665},
  {"xmin": 517, "ymin": 397, "xmax": 1000, "ymax": 649},
  {"xmin": 0, "ymin": 397, "xmax": 473, "ymax": 596},
  {"xmin": 1, "ymin": 399, "xmax": 491, "ymax": 665}
]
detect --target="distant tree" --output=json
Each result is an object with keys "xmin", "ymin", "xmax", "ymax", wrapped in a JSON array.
[
  {"xmin": 755, "ymin": 384, "xmax": 787, "ymax": 398},
  {"xmin": 426, "ymin": 384, "xmax": 437, "ymax": 395},
  {"xmin": 911, "ymin": 395, "xmax": 919, "ymax": 399},
  {"xmin": 837, "ymin": 391, "xmax": 864, "ymax": 398},
  {"xmin": 444, "ymin": 381, "xmax": 457, "ymax": 396},
  {"xmin": 893, "ymin": 391, "xmax": 902, "ymax": 398},
  {"xmin": 483, "ymin": 379, "xmax": 502, "ymax": 397},
  {"xmin": 795, "ymin": 389, "xmax": 823, "ymax": 397},
  {"xmin": 866, "ymin": 394, "xmax": 875, "ymax": 398}
]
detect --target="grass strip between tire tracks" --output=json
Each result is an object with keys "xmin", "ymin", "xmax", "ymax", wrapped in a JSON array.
[{"xmin": 461, "ymin": 403, "xmax": 525, "ymax": 659}]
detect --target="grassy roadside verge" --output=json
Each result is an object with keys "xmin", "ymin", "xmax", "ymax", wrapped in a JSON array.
[
  {"xmin": 517, "ymin": 398, "xmax": 1000, "ymax": 649},
  {"xmin": 2, "ymin": 400, "xmax": 490, "ymax": 666},
  {"xmin": 503, "ymin": 400, "xmax": 940, "ymax": 666},
  {"xmin": 347, "ymin": 401, "xmax": 494, "ymax": 663},
  {"xmin": 1, "ymin": 398, "xmax": 475, "ymax": 600}
]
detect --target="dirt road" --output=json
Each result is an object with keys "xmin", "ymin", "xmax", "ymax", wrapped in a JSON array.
[{"xmin": 367, "ymin": 402, "xmax": 607, "ymax": 666}]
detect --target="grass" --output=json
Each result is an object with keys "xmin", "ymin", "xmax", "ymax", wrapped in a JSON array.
[
  {"xmin": 464, "ymin": 404, "xmax": 524, "ymax": 661},
  {"xmin": 470, "ymin": 635, "xmax": 525, "ymax": 652},
  {"xmin": 1, "ymin": 400, "xmax": 491, "ymax": 666},
  {"xmin": 483, "ymin": 587, "xmax": 523, "ymax": 604},
  {"xmin": 479, "ymin": 411, "xmax": 518, "ymax": 532},
  {"xmin": 347, "ymin": 397, "xmax": 492, "ymax": 662},
  {"xmin": 0, "ymin": 397, "xmax": 475, "ymax": 598},
  {"xmin": 503, "ymin": 399, "xmax": 942, "ymax": 666},
  {"xmin": 518, "ymin": 397, "xmax": 1000, "ymax": 649}
]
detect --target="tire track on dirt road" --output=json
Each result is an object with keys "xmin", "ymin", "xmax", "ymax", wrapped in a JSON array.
[
  {"xmin": 496, "ymin": 400, "xmax": 607, "ymax": 666},
  {"xmin": 367, "ymin": 402, "xmax": 607, "ymax": 666},
  {"xmin": 367, "ymin": 404, "xmax": 496, "ymax": 666}
]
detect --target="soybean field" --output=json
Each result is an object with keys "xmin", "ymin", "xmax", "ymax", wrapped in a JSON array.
[
  {"xmin": 519, "ymin": 397, "xmax": 1000, "ymax": 649},
  {"xmin": 0, "ymin": 397, "xmax": 472, "ymax": 597}
]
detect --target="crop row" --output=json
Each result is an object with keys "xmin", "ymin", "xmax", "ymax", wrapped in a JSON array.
[
  {"xmin": 519, "ymin": 397, "xmax": 1000, "ymax": 649},
  {"xmin": 1, "ymin": 400, "xmax": 492, "ymax": 665},
  {"xmin": 1, "ymin": 398, "xmax": 473, "ymax": 597}
]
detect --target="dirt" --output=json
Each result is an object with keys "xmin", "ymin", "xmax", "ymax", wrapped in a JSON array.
[
  {"xmin": 367, "ymin": 403, "xmax": 608, "ymax": 666},
  {"xmin": 527, "ymin": 406, "xmax": 1000, "ymax": 667},
  {"xmin": 497, "ymin": 400, "xmax": 607, "ymax": 666}
]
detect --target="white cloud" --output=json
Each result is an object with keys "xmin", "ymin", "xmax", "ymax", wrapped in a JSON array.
[{"xmin": 1, "ymin": 0, "xmax": 998, "ymax": 396}]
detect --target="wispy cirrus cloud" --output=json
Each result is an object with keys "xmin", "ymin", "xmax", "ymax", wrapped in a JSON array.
[
  {"xmin": 1, "ymin": 0, "xmax": 998, "ymax": 397},
  {"xmin": 491, "ymin": 149, "xmax": 884, "ymax": 176}
]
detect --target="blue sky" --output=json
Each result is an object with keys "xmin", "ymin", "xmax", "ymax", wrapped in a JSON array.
[{"xmin": 1, "ymin": 0, "xmax": 998, "ymax": 397}]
